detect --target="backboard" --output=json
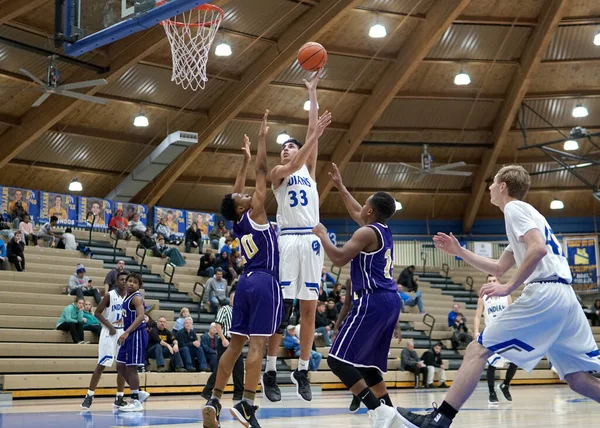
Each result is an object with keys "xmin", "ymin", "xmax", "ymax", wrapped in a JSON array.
[{"xmin": 63, "ymin": 0, "xmax": 211, "ymax": 56}]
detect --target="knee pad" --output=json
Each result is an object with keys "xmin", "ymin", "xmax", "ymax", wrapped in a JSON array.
[
  {"xmin": 358, "ymin": 367, "xmax": 383, "ymax": 387},
  {"xmin": 327, "ymin": 356, "xmax": 363, "ymax": 388},
  {"xmin": 276, "ymin": 299, "xmax": 295, "ymax": 335}
]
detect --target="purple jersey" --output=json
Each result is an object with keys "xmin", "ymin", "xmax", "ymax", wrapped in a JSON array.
[
  {"xmin": 233, "ymin": 211, "xmax": 279, "ymax": 276},
  {"xmin": 122, "ymin": 291, "xmax": 146, "ymax": 333},
  {"xmin": 350, "ymin": 223, "xmax": 396, "ymax": 294}
]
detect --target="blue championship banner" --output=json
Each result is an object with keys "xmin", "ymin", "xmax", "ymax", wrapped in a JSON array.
[
  {"xmin": 78, "ymin": 197, "xmax": 112, "ymax": 229},
  {"xmin": 115, "ymin": 202, "xmax": 148, "ymax": 226},
  {"xmin": 565, "ymin": 236, "xmax": 598, "ymax": 291},
  {"xmin": 186, "ymin": 211, "xmax": 214, "ymax": 238},
  {"xmin": 154, "ymin": 206, "xmax": 185, "ymax": 237},
  {"xmin": 40, "ymin": 192, "xmax": 77, "ymax": 226},
  {"xmin": 1, "ymin": 187, "xmax": 39, "ymax": 223}
]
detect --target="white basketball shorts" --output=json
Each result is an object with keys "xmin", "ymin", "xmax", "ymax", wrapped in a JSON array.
[
  {"xmin": 479, "ymin": 281, "xmax": 600, "ymax": 380},
  {"xmin": 97, "ymin": 327, "xmax": 124, "ymax": 367},
  {"xmin": 486, "ymin": 354, "xmax": 509, "ymax": 369},
  {"xmin": 279, "ymin": 233, "xmax": 325, "ymax": 301}
]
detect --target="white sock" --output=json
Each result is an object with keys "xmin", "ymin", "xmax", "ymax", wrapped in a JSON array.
[
  {"xmin": 87, "ymin": 390, "xmax": 95, "ymax": 397},
  {"xmin": 266, "ymin": 356, "xmax": 277, "ymax": 372},
  {"xmin": 116, "ymin": 392, "xmax": 124, "ymax": 397},
  {"xmin": 298, "ymin": 359, "xmax": 309, "ymax": 372}
]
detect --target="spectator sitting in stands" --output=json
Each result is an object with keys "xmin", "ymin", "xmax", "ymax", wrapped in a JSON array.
[
  {"xmin": 203, "ymin": 268, "xmax": 229, "ymax": 314},
  {"xmin": 59, "ymin": 227, "xmax": 77, "ymax": 251},
  {"xmin": 397, "ymin": 265, "xmax": 419, "ymax": 292},
  {"xmin": 109, "ymin": 209, "xmax": 131, "ymax": 241},
  {"xmin": 201, "ymin": 322, "xmax": 218, "ymax": 372},
  {"xmin": 197, "ymin": 249, "xmax": 216, "ymax": 278},
  {"xmin": 7, "ymin": 231, "xmax": 26, "ymax": 272},
  {"xmin": 328, "ymin": 282, "xmax": 342, "ymax": 303},
  {"xmin": 450, "ymin": 313, "xmax": 472, "ymax": 350},
  {"xmin": 57, "ymin": 297, "xmax": 87, "ymax": 344},
  {"xmin": 184, "ymin": 222, "xmax": 203, "ymax": 254},
  {"xmin": 591, "ymin": 299, "xmax": 600, "ymax": 327},
  {"xmin": 321, "ymin": 267, "xmax": 336, "ymax": 295},
  {"xmin": 335, "ymin": 293, "xmax": 345, "ymax": 313},
  {"xmin": 0, "ymin": 237, "xmax": 8, "ymax": 270},
  {"xmin": 140, "ymin": 228, "xmax": 155, "ymax": 249},
  {"xmin": 401, "ymin": 340, "xmax": 427, "ymax": 388},
  {"xmin": 314, "ymin": 301, "xmax": 333, "ymax": 346},
  {"xmin": 144, "ymin": 314, "xmax": 156, "ymax": 335},
  {"xmin": 325, "ymin": 299, "xmax": 338, "ymax": 323},
  {"xmin": 156, "ymin": 218, "xmax": 179, "ymax": 245},
  {"xmin": 397, "ymin": 284, "xmax": 426, "ymax": 313},
  {"xmin": 176, "ymin": 317, "xmax": 209, "ymax": 372},
  {"xmin": 421, "ymin": 342, "xmax": 448, "ymax": 388},
  {"xmin": 69, "ymin": 264, "xmax": 101, "ymax": 304},
  {"xmin": 318, "ymin": 285, "xmax": 329, "ymax": 303},
  {"xmin": 18, "ymin": 215, "xmax": 38, "ymax": 246},
  {"xmin": 82, "ymin": 300, "xmax": 102, "ymax": 337},
  {"xmin": 0, "ymin": 216, "xmax": 14, "ymax": 241},
  {"xmin": 214, "ymin": 250, "xmax": 236, "ymax": 284},
  {"xmin": 219, "ymin": 236, "xmax": 233, "ymax": 257},
  {"xmin": 103, "ymin": 260, "xmax": 129, "ymax": 294},
  {"xmin": 284, "ymin": 324, "xmax": 322, "ymax": 371},
  {"xmin": 10, "ymin": 200, "xmax": 28, "ymax": 229},
  {"xmin": 152, "ymin": 235, "xmax": 186, "ymax": 267},
  {"xmin": 448, "ymin": 303, "xmax": 464, "ymax": 327},
  {"xmin": 209, "ymin": 220, "xmax": 228, "ymax": 250},
  {"xmin": 37, "ymin": 215, "xmax": 60, "ymax": 247},
  {"xmin": 147, "ymin": 316, "xmax": 187, "ymax": 372},
  {"xmin": 128, "ymin": 213, "xmax": 146, "ymax": 239},
  {"xmin": 173, "ymin": 307, "xmax": 190, "ymax": 332},
  {"xmin": 230, "ymin": 249, "xmax": 244, "ymax": 276}
]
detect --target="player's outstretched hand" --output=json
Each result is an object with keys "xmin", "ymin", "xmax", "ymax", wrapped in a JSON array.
[
  {"xmin": 312, "ymin": 223, "xmax": 327, "ymax": 238},
  {"xmin": 479, "ymin": 281, "xmax": 511, "ymax": 298},
  {"xmin": 433, "ymin": 232, "xmax": 462, "ymax": 256},
  {"xmin": 303, "ymin": 68, "xmax": 323, "ymax": 92},
  {"xmin": 315, "ymin": 111, "xmax": 332, "ymax": 137},
  {"xmin": 329, "ymin": 163, "xmax": 344, "ymax": 188},
  {"xmin": 242, "ymin": 134, "xmax": 251, "ymax": 161},
  {"xmin": 259, "ymin": 109, "xmax": 270, "ymax": 138}
]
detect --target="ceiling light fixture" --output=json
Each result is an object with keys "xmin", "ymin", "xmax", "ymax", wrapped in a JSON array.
[
  {"xmin": 214, "ymin": 42, "xmax": 232, "ymax": 57},
  {"xmin": 594, "ymin": 31, "xmax": 600, "ymax": 46},
  {"xmin": 454, "ymin": 69, "xmax": 471, "ymax": 86},
  {"xmin": 550, "ymin": 199, "xmax": 564, "ymax": 210},
  {"xmin": 69, "ymin": 177, "xmax": 83, "ymax": 192},
  {"xmin": 303, "ymin": 100, "xmax": 319, "ymax": 111},
  {"xmin": 572, "ymin": 103, "xmax": 589, "ymax": 118},
  {"xmin": 277, "ymin": 131, "xmax": 291, "ymax": 145},
  {"xmin": 369, "ymin": 23, "xmax": 387, "ymax": 38},
  {"xmin": 563, "ymin": 139, "xmax": 579, "ymax": 151},
  {"xmin": 395, "ymin": 201, "xmax": 403, "ymax": 211}
]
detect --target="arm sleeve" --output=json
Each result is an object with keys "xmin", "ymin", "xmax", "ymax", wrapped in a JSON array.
[
  {"xmin": 150, "ymin": 327, "xmax": 161, "ymax": 345},
  {"xmin": 448, "ymin": 311, "xmax": 457, "ymax": 327},
  {"xmin": 504, "ymin": 202, "xmax": 541, "ymax": 242},
  {"xmin": 400, "ymin": 349, "xmax": 409, "ymax": 368},
  {"xmin": 326, "ymin": 273, "xmax": 335, "ymax": 283},
  {"xmin": 215, "ymin": 308, "xmax": 227, "ymax": 325},
  {"xmin": 166, "ymin": 329, "xmax": 174, "ymax": 344}
]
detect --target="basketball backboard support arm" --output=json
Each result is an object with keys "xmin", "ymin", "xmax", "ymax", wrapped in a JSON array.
[{"xmin": 63, "ymin": 0, "xmax": 211, "ymax": 56}]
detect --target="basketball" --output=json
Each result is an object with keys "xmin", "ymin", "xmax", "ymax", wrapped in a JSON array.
[{"xmin": 298, "ymin": 42, "xmax": 327, "ymax": 71}]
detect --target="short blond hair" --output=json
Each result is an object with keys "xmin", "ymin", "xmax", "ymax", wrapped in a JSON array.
[
  {"xmin": 495, "ymin": 165, "xmax": 530, "ymax": 200},
  {"xmin": 180, "ymin": 307, "xmax": 190, "ymax": 317}
]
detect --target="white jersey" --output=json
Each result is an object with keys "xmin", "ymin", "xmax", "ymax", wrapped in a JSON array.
[
  {"xmin": 103, "ymin": 289, "xmax": 125, "ymax": 329},
  {"xmin": 273, "ymin": 164, "xmax": 319, "ymax": 230},
  {"xmin": 504, "ymin": 201, "xmax": 572, "ymax": 284},
  {"xmin": 483, "ymin": 295, "xmax": 509, "ymax": 327}
]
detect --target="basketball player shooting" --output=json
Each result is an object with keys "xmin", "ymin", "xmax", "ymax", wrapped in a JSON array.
[
  {"xmin": 262, "ymin": 71, "xmax": 330, "ymax": 403},
  {"xmin": 312, "ymin": 163, "xmax": 402, "ymax": 428},
  {"xmin": 397, "ymin": 165, "xmax": 600, "ymax": 428}
]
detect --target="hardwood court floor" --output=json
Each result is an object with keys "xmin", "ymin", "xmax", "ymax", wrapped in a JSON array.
[{"xmin": 0, "ymin": 384, "xmax": 596, "ymax": 427}]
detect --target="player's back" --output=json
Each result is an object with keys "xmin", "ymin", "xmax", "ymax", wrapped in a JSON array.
[
  {"xmin": 233, "ymin": 211, "xmax": 279, "ymax": 276},
  {"xmin": 350, "ymin": 223, "xmax": 396, "ymax": 294},
  {"xmin": 273, "ymin": 164, "xmax": 319, "ymax": 229},
  {"xmin": 104, "ymin": 290, "xmax": 124, "ymax": 328},
  {"xmin": 122, "ymin": 291, "xmax": 145, "ymax": 332}
]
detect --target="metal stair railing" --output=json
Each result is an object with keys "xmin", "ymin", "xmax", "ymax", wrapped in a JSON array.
[
  {"xmin": 164, "ymin": 261, "xmax": 176, "ymax": 300},
  {"xmin": 330, "ymin": 264, "xmax": 341, "ymax": 283},
  {"xmin": 441, "ymin": 263, "xmax": 450, "ymax": 284},
  {"xmin": 135, "ymin": 244, "xmax": 147, "ymax": 274},
  {"xmin": 423, "ymin": 313, "xmax": 436, "ymax": 349},
  {"xmin": 421, "ymin": 251, "xmax": 427, "ymax": 274},
  {"xmin": 109, "ymin": 229, "xmax": 120, "ymax": 263},
  {"xmin": 466, "ymin": 276, "xmax": 475, "ymax": 301},
  {"xmin": 193, "ymin": 282, "xmax": 206, "ymax": 323},
  {"xmin": 85, "ymin": 212, "xmax": 96, "ymax": 246}
]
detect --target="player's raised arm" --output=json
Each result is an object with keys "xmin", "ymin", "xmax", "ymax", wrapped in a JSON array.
[
  {"xmin": 328, "ymin": 162, "xmax": 364, "ymax": 226},
  {"xmin": 232, "ymin": 134, "xmax": 252, "ymax": 195},
  {"xmin": 313, "ymin": 223, "xmax": 377, "ymax": 267},
  {"xmin": 250, "ymin": 110, "xmax": 270, "ymax": 224},
  {"xmin": 270, "ymin": 111, "xmax": 332, "ymax": 184},
  {"xmin": 304, "ymin": 71, "xmax": 321, "ymax": 178}
]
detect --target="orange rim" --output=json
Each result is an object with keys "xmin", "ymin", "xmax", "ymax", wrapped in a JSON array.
[{"xmin": 156, "ymin": 2, "xmax": 224, "ymax": 27}]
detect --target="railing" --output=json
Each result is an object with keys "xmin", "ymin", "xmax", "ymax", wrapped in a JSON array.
[
  {"xmin": 420, "ymin": 251, "xmax": 427, "ymax": 274},
  {"xmin": 163, "ymin": 261, "xmax": 176, "ymax": 300},
  {"xmin": 193, "ymin": 282, "xmax": 206, "ymax": 323},
  {"xmin": 441, "ymin": 263, "xmax": 450, "ymax": 284},
  {"xmin": 466, "ymin": 276, "xmax": 475, "ymax": 302},
  {"xmin": 422, "ymin": 313, "xmax": 436, "ymax": 349},
  {"xmin": 109, "ymin": 229, "xmax": 119, "ymax": 263},
  {"xmin": 135, "ymin": 244, "xmax": 147, "ymax": 274},
  {"xmin": 330, "ymin": 264, "xmax": 341, "ymax": 283},
  {"xmin": 85, "ymin": 212, "xmax": 96, "ymax": 246}
]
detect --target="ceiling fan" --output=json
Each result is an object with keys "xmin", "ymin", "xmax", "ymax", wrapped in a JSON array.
[
  {"xmin": 17, "ymin": 55, "xmax": 109, "ymax": 107},
  {"xmin": 380, "ymin": 145, "xmax": 473, "ymax": 180}
]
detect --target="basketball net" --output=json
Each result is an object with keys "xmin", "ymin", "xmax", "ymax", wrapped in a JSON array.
[{"xmin": 160, "ymin": 3, "xmax": 224, "ymax": 91}]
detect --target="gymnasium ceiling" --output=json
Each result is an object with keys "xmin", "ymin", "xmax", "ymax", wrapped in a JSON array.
[{"xmin": 1, "ymin": 0, "xmax": 600, "ymax": 232}]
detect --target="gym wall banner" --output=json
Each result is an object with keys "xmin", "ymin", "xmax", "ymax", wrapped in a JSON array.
[
  {"xmin": 78, "ymin": 197, "xmax": 112, "ymax": 229},
  {"xmin": 1, "ymin": 187, "xmax": 39, "ymax": 223},
  {"xmin": 186, "ymin": 211, "xmax": 215, "ymax": 237},
  {"xmin": 564, "ymin": 236, "xmax": 599, "ymax": 291},
  {"xmin": 40, "ymin": 192, "xmax": 77, "ymax": 226},
  {"xmin": 154, "ymin": 206, "xmax": 185, "ymax": 237},
  {"xmin": 114, "ymin": 202, "xmax": 148, "ymax": 226}
]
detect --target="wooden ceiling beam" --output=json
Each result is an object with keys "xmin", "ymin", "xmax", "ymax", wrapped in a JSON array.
[
  {"xmin": 462, "ymin": 0, "xmax": 569, "ymax": 233},
  {"xmin": 9, "ymin": 159, "xmax": 122, "ymax": 176},
  {"xmin": 0, "ymin": 113, "xmax": 20, "ymax": 127},
  {"xmin": 0, "ymin": 0, "xmax": 49, "ymax": 25},
  {"xmin": 316, "ymin": 0, "xmax": 472, "ymax": 205},
  {"xmin": 133, "ymin": 0, "xmax": 363, "ymax": 207}
]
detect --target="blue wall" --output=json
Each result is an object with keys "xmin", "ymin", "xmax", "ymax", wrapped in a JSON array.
[{"xmin": 321, "ymin": 216, "xmax": 600, "ymax": 240}]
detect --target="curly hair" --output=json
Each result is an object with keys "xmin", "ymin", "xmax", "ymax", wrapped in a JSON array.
[
  {"xmin": 126, "ymin": 272, "xmax": 143, "ymax": 288},
  {"xmin": 370, "ymin": 191, "xmax": 396, "ymax": 222},
  {"xmin": 220, "ymin": 194, "xmax": 238, "ymax": 221}
]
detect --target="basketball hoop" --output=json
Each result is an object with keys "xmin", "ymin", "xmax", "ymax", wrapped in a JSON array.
[{"xmin": 158, "ymin": 1, "xmax": 224, "ymax": 91}]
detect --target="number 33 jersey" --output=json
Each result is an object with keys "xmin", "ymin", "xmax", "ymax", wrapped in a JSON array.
[
  {"xmin": 350, "ymin": 223, "xmax": 397, "ymax": 294},
  {"xmin": 273, "ymin": 164, "xmax": 319, "ymax": 229},
  {"xmin": 233, "ymin": 211, "xmax": 279, "ymax": 276}
]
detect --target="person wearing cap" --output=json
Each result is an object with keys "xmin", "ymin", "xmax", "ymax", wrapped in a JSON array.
[
  {"xmin": 68, "ymin": 263, "xmax": 101, "ymax": 304},
  {"xmin": 202, "ymin": 267, "xmax": 230, "ymax": 314},
  {"xmin": 283, "ymin": 324, "xmax": 322, "ymax": 371}
]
